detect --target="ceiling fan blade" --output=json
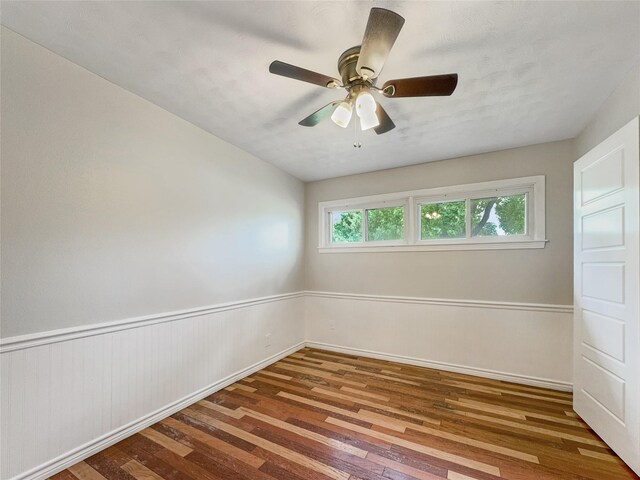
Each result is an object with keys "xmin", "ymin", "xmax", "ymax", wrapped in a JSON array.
[
  {"xmin": 269, "ymin": 61, "xmax": 341, "ymax": 88},
  {"xmin": 382, "ymin": 74, "xmax": 458, "ymax": 98},
  {"xmin": 299, "ymin": 101, "xmax": 341, "ymax": 127},
  {"xmin": 374, "ymin": 103, "xmax": 395, "ymax": 135},
  {"xmin": 356, "ymin": 8, "xmax": 405, "ymax": 80}
]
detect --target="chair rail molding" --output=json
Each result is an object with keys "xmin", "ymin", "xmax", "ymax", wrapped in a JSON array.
[
  {"xmin": 0, "ymin": 292, "xmax": 306, "ymax": 353},
  {"xmin": 304, "ymin": 290, "xmax": 572, "ymax": 314}
]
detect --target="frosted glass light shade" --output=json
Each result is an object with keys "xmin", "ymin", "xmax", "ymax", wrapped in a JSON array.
[
  {"xmin": 331, "ymin": 102, "xmax": 352, "ymax": 128},
  {"xmin": 355, "ymin": 91, "xmax": 380, "ymax": 130},
  {"xmin": 356, "ymin": 91, "xmax": 376, "ymax": 116},
  {"xmin": 359, "ymin": 110, "xmax": 379, "ymax": 130}
]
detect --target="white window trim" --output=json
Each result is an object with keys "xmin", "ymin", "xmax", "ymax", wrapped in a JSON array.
[{"xmin": 318, "ymin": 175, "xmax": 547, "ymax": 253}]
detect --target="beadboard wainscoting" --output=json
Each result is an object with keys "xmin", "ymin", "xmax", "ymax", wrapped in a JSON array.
[
  {"xmin": 305, "ymin": 292, "xmax": 574, "ymax": 391},
  {"xmin": 1, "ymin": 291, "xmax": 574, "ymax": 480},
  {"xmin": 0, "ymin": 293, "xmax": 305, "ymax": 480}
]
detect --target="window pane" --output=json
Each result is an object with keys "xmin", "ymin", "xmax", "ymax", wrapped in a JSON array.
[
  {"xmin": 330, "ymin": 210, "xmax": 362, "ymax": 243},
  {"xmin": 420, "ymin": 201, "xmax": 466, "ymax": 239},
  {"xmin": 366, "ymin": 206, "xmax": 404, "ymax": 241},
  {"xmin": 471, "ymin": 193, "xmax": 526, "ymax": 237}
]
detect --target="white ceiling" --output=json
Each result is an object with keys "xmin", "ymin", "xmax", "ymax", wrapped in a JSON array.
[{"xmin": 2, "ymin": 1, "xmax": 639, "ymax": 181}]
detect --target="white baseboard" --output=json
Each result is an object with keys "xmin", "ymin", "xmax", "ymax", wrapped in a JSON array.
[
  {"xmin": 12, "ymin": 341, "xmax": 305, "ymax": 480},
  {"xmin": 305, "ymin": 341, "xmax": 573, "ymax": 392}
]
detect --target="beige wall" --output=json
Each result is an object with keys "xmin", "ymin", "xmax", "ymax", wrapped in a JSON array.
[
  {"xmin": 576, "ymin": 62, "xmax": 640, "ymax": 157},
  {"xmin": 305, "ymin": 140, "xmax": 576, "ymax": 305},
  {"xmin": 0, "ymin": 28, "xmax": 305, "ymax": 337}
]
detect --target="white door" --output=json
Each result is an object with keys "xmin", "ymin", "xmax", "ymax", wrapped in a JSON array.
[{"xmin": 574, "ymin": 116, "xmax": 639, "ymax": 475}]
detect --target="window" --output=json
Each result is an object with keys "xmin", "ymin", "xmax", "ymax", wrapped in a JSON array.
[
  {"xmin": 419, "ymin": 200, "xmax": 466, "ymax": 240},
  {"xmin": 318, "ymin": 176, "xmax": 546, "ymax": 252},
  {"xmin": 470, "ymin": 193, "xmax": 526, "ymax": 237},
  {"xmin": 367, "ymin": 206, "xmax": 404, "ymax": 241},
  {"xmin": 331, "ymin": 210, "xmax": 362, "ymax": 243},
  {"xmin": 323, "ymin": 202, "xmax": 408, "ymax": 246}
]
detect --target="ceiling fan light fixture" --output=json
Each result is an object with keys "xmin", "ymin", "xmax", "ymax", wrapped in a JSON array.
[
  {"xmin": 331, "ymin": 101, "xmax": 353, "ymax": 128},
  {"xmin": 356, "ymin": 91, "xmax": 376, "ymax": 116},
  {"xmin": 355, "ymin": 91, "xmax": 379, "ymax": 130}
]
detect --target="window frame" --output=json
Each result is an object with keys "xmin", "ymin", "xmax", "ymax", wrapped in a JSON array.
[
  {"xmin": 415, "ymin": 196, "xmax": 468, "ymax": 243},
  {"xmin": 318, "ymin": 176, "xmax": 546, "ymax": 253},
  {"xmin": 324, "ymin": 199, "xmax": 409, "ymax": 248}
]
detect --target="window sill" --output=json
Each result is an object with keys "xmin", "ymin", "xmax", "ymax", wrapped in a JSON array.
[{"xmin": 318, "ymin": 239, "xmax": 548, "ymax": 253}]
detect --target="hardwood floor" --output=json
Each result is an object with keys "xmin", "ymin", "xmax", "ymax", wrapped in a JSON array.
[{"xmin": 51, "ymin": 347, "xmax": 638, "ymax": 480}]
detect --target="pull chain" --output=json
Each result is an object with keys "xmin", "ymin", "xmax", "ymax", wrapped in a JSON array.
[{"xmin": 353, "ymin": 113, "xmax": 362, "ymax": 148}]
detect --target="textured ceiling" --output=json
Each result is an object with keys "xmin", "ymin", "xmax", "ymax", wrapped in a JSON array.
[{"xmin": 2, "ymin": 1, "xmax": 639, "ymax": 181}]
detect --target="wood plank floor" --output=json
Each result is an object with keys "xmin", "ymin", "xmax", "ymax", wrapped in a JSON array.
[{"xmin": 51, "ymin": 347, "xmax": 639, "ymax": 480}]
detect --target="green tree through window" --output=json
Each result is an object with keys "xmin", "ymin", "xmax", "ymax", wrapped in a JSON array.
[
  {"xmin": 367, "ymin": 207, "xmax": 404, "ymax": 241},
  {"xmin": 331, "ymin": 211, "xmax": 362, "ymax": 243},
  {"xmin": 420, "ymin": 201, "xmax": 466, "ymax": 239},
  {"xmin": 496, "ymin": 194, "xmax": 526, "ymax": 234},
  {"xmin": 471, "ymin": 194, "xmax": 526, "ymax": 237}
]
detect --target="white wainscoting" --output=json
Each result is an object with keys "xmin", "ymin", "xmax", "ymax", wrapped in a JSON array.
[
  {"xmin": 1, "ymin": 290, "xmax": 574, "ymax": 480},
  {"xmin": 0, "ymin": 293, "xmax": 305, "ymax": 480},
  {"xmin": 305, "ymin": 291, "xmax": 573, "ymax": 391}
]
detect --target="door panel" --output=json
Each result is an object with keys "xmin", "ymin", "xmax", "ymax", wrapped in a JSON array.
[
  {"xmin": 582, "ymin": 206, "xmax": 625, "ymax": 250},
  {"xmin": 581, "ymin": 310, "xmax": 625, "ymax": 361},
  {"xmin": 580, "ymin": 147, "xmax": 624, "ymax": 204},
  {"xmin": 581, "ymin": 356, "xmax": 625, "ymax": 421},
  {"xmin": 574, "ymin": 116, "xmax": 639, "ymax": 475},
  {"xmin": 581, "ymin": 262, "xmax": 625, "ymax": 302}
]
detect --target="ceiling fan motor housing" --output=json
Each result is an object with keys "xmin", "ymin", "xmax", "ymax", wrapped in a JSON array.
[{"xmin": 338, "ymin": 46, "xmax": 376, "ymax": 87}]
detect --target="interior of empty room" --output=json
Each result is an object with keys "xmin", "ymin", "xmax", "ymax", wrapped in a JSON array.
[{"xmin": 1, "ymin": 2, "xmax": 640, "ymax": 480}]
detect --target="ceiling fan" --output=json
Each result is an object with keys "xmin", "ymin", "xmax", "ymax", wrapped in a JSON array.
[{"xmin": 268, "ymin": 7, "xmax": 458, "ymax": 136}]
